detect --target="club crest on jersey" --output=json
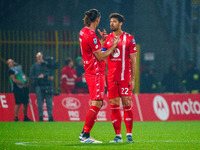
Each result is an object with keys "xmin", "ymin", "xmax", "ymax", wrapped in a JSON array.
[
  {"xmin": 112, "ymin": 48, "xmax": 120, "ymax": 58},
  {"xmin": 93, "ymin": 38, "xmax": 97, "ymax": 44}
]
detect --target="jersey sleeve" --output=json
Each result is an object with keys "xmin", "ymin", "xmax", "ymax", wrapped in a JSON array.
[
  {"xmin": 129, "ymin": 35, "xmax": 137, "ymax": 54},
  {"xmin": 88, "ymin": 34, "xmax": 101, "ymax": 53},
  {"xmin": 102, "ymin": 38, "xmax": 108, "ymax": 52}
]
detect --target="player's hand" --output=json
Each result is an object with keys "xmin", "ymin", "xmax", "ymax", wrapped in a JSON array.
[
  {"xmin": 129, "ymin": 78, "xmax": 135, "ymax": 91},
  {"xmin": 113, "ymin": 37, "xmax": 120, "ymax": 47},
  {"xmin": 98, "ymin": 29, "xmax": 107, "ymax": 41}
]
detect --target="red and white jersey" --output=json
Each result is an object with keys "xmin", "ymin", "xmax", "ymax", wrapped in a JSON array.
[
  {"xmin": 79, "ymin": 27, "xmax": 105, "ymax": 75},
  {"xmin": 103, "ymin": 32, "xmax": 137, "ymax": 81},
  {"xmin": 60, "ymin": 66, "xmax": 81, "ymax": 93}
]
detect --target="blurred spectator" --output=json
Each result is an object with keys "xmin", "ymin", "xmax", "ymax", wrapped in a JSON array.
[
  {"xmin": 182, "ymin": 61, "xmax": 200, "ymax": 93},
  {"xmin": 74, "ymin": 56, "xmax": 89, "ymax": 93},
  {"xmin": 162, "ymin": 64, "xmax": 181, "ymax": 93},
  {"xmin": 60, "ymin": 58, "xmax": 82, "ymax": 93},
  {"xmin": 140, "ymin": 67, "xmax": 160, "ymax": 93},
  {"xmin": 7, "ymin": 59, "xmax": 31, "ymax": 122}
]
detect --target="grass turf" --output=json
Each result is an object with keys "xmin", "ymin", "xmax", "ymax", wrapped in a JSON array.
[{"xmin": 0, "ymin": 121, "xmax": 199, "ymax": 150}]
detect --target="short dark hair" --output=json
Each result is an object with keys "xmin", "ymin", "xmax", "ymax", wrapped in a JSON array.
[
  {"xmin": 109, "ymin": 13, "xmax": 125, "ymax": 22},
  {"xmin": 83, "ymin": 9, "xmax": 101, "ymax": 27},
  {"xmin": 65, "ymin": 58, "xmax": 72, "ymax": 66}
]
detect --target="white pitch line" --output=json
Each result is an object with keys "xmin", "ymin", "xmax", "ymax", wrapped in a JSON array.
[
  {"xmin": 15, "ymin": 142, "xmax": 39, "ymax": 147},
  {"xmin": 135, "ymin": 140, "xmax": 200, "ymax": 143},
  {"xmin": 15, "ymin": 139, "xmax": 200, "ymax": 147},
  {"xmin": 15, "ymin": 142, "xmax": 27, "ymax": 146},
  {"xmin": 15, "ymin": 141, "xmax": 67, "ymax": 146},
  {"xmin": 135, "ymin": 94, "xmax": 143, "ymax": 121},
  {"xmin": 29, "ymin": 97, "xmax": 36, "ymax": 122}
]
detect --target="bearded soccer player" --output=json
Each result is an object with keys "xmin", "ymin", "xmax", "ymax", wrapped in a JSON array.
[
  {"xmin": 102, "ymin": 13, "xmax": 137, "ymax": 143},
  {"xmin": 79, "ymin": 9, "xmax": 120, "ymax": 143}
]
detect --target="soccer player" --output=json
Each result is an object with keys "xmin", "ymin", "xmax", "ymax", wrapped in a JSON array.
[
  {"xmin": 102, "ymin": 13, "xmax": 137, "ymax": 143},
  {"xmin": 79, "ymin": 9, "xmax": 120, "ymax": 143}
]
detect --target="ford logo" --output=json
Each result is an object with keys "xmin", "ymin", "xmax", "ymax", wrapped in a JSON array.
[{"xmin": 62, "ymin": 97, "xmax": 81, "ymax": 109}]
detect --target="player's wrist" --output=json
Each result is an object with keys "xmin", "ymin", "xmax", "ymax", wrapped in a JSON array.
[{"xmin": 130, "ymin": 77, "xmax": 135, "ymax": 80}]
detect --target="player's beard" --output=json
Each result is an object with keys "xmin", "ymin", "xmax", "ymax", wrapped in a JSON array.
[{"xmin": 110, "ymin": 25, "xmax": 119, "ymax": 32}]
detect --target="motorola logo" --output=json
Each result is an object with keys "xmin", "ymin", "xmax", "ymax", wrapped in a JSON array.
[{"xmin": 153, "ymin": 95, "xmax": 169, "ymax": 121}]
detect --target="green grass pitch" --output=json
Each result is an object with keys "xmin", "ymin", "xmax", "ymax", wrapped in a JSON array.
[{"xmin": 0, "ymin": 121, "xmax": 200, "ymax": 150}]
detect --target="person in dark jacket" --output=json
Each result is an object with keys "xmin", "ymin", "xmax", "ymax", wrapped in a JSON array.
[
  {"xmin": 74, "ymin": 56, "xmax": 88, "ymax": 93},
  {"xmin": 30, "ymin": 52, "xmax": 54, "ymax": 121},
  {"xmin": 162, "ymin": 64, "xmax": 181, "ymax": 93},
  {"xmin": 182, "ymin": 61, "xmax": 200, "ymax": 93},
  {"xmin": 140, "ymin": 67, "xmax": 160, "ymax": 93}
]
